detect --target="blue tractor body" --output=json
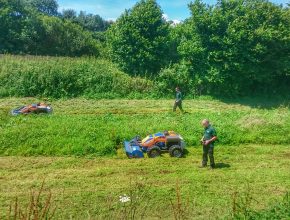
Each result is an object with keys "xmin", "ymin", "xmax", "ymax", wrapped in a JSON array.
[{"xmin": 124, "ymin": 141, "xmax": 144, "ymax": 158}]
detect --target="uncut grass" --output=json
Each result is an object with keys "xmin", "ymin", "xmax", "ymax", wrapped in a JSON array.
[
  {"xmin": 0, "ymin": 55, "xmax": 153, "ymax": 99},
  {"xmin": 0, "ymin": 145, "xmax": 289, "ymax": 219},
  {"xmin": 0, "ymin": 98, "xmax": 289, "ymax": 156}
]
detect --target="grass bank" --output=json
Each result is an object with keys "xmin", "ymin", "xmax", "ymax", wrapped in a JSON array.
[
  {"xmin": 0, "ymin": 98, "xmax": 289, "ymax": 156},
  {"xmin": 0, "ymin": 55, "xmax": 153, "ymax": 99},
  {"xmin": 0, "ymin": 98, "xmax": 289, "ymax": 219}
]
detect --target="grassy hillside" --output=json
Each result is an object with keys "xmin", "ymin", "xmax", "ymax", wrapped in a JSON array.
[
  {"xmin": 1, "ymin": 55, "xmax": 289, "ymax": 100},
  {"xmin": 0, "ymin": 55, "xmax": 153, "ymax": 99},
  {"xmin": 0, "ymin": 98, "xmax": 289, "ymax": 156},
  {"xmin": 0, "ymin": 98, "xmax": 289, "ymax": 219}
]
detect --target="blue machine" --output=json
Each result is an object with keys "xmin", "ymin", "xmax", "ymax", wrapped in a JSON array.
[{"xmin": 124, "ymin": 141, "xmax": 144, "ymax": 158}]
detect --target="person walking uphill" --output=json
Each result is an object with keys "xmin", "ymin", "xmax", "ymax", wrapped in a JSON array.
[
  {"xmin": 173, "ymin": 87, "xmax": 184, "ymax": 113},
  {"xmin": 200, "ymin": 119, "xmax": 217, "ymax": 169}
]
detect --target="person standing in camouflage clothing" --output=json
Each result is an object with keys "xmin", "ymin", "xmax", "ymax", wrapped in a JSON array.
[{"xmin": 173, "ymin": 87, "xmax": 184, "ymax": 113}]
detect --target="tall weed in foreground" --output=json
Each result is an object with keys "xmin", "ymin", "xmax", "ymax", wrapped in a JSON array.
[
  {"xmin": 6, "ymin": 179, "xmax": 289, "ymax": 219},
  {"xmin": 7, "ymin": 181, "xmax": 56, "ymax": 220},
  {"xmin": 169, "ymin": 182, "xmax": 191, "ymax": 220},
  {"xmin": 230, "ymin": 184, "xmax": 289, "ymax": 220},
  {"xmin": 231, "ymin": 183, "xmax": 257, "ymax": 219}
]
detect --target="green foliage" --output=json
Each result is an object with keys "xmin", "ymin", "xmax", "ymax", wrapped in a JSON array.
[
  {"xmin": 0, "ymin": 55, "xmax": 153, "ymax": 99},
  {"xmin": 0, "ymin": 0, "xmax": 105, "ymax": 56},
  {"xmin": 1, "ymin": 55, "xmax": 290, "ymax": 100},
  {"xmin": 1, "ymin": 0, "xmax": 289, "ymax": 97},
  {"xmin": 37, "ymin": 16, "xmax": 99, "ymax": 56},
  {"xmin": 61, "ymin": 9, "xmax": 112, "ymax": 34},
  {"xmin": 0, "ymin": 0, "xmax": 28, "ymax": 53},
  {"xmin": 26, "ymin": 0, "xmax": 59, "ymax": 16},
  {"xmin": 107, "ymin": 0, "xmax": 171, "ymax": 75},
  {"xmin": 156, "ymin": 62, "xmax": 195, "ymax": 97},
  {"xmin": 176, "ymin": 0, "xmax": 290, "ymax": 97}
]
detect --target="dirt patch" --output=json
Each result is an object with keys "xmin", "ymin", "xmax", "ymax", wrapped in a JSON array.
[
  {"xmin": 159, "ymin": 170, "xmax": 174, "ymax": 174},
  {"xmin": 280, "ymin": 152, "xmax": 290, "ymax": 158}
]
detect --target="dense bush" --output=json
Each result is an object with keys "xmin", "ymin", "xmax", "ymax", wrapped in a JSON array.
[
  {"xmin": 1, "ymin": 55, "xmax": 289, "ymax": 99},
  {"xmin": 0, "ymin": 0, "xmax": 105, "ymax": 56},
  {"xmin": 175, "ymin": 0, "xmax": 290, "ymax": 97},
  {"xmin": 106, "ymin": 0, "xmax": 290, "ymax": 97},
  {"xmin": 0, "ymin": 55, "xmax": 153, "ymax": 98}
]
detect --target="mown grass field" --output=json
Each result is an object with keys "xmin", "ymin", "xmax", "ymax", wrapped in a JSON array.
[{"xmin": 0, "ymin": 98, "xmax": 289, "ymax": 219}]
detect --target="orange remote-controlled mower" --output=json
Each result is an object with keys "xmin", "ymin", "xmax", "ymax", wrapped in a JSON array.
[
  {"xmin": 124, "ymin": 131, "xmax": 186, "ymax": 158},
  {"xmin": 11, "ymin": 103, "xmax": 53, "ymax": 116}
]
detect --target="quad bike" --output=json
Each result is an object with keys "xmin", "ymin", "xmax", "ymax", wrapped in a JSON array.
[
  {"xmin": 124, "ymin": 131, "xmax": 186, "ymax": 158},
  {"xmin": 11, "ymin": 103, "xmax": 53, "ymax": 116}
]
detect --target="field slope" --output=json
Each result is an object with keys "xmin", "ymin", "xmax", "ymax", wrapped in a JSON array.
[
  {"xmin": 0, "ymin": 98, "xmax": 289, "ymax": 156},
  {"xmin": 0, "ymin": 98, "xmax": 289, "ymax": 219}
]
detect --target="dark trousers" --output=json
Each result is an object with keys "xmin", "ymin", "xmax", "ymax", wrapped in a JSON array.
[
  {"xmin": 173, "ymin": 101, "xmax": 184, "ymax": 112},
  {"xmin": 202, "ymin": 144, "xmax": 215, "ymax": 167}
]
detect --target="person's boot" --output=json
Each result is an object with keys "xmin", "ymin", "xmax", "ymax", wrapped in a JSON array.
[{"xmin": 199, "ymin": 164, "xmax": 207, "ymax": 168}]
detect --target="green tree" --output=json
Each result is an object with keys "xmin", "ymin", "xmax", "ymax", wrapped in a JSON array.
[
  {"xmin": 76, "ymin": 11, "xmax": 109, "ymax": 32},
  {"xmin": 107, "ymin": 0, "xmax": 171, "ymax": 75},
  {"xmin": 0, "ymin": 0, "xmax": 102, "ymax": 56},
  {"xmin": 27, "ymin": 0, "xmax": 58, "ymax": 16},
  {"xmin": 61, "ymin": 10, "xmax": 110, "ymax": 32},
  {"xmin": 177, "ymin": 0, "xmax": 290, "ymax": 96},
  {"xmin": 61, "ymin": 9, "xmax": 77, "ymax": 20},
  {"xmin": 36, "ymin": 16, "xmax": 99, "ymax": 56},
  {"xmin": 0, "ymin": 0, "xmax": 28, "ymax": 53}
]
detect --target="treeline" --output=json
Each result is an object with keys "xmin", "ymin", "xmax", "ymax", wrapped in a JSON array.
[
  {"xmin": 107, "ymin": 0, "xmax": 289, "ymax": 97},
  {"xmin": 0, "ymin": 0, "xmax": 289, "ymax": 97},
  {"xmin": 0, "ymin": 0, "xmax": 111, "ymax": 56}
]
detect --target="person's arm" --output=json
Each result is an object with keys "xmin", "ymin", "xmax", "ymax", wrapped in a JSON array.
[
  {"xmin": 200, "ymin": 135, "xmax": 205, "ymax": 143},
  {"xmin": 204, "ymin": 128, "xmax": 217, "ymax": 145},
  {"xmin": 204, "ymin": 136, "xmax": 217, "ymax": 145},
  {"xmin": 176, "ymin": 92, "xmax": 182, "ymax": 102}
]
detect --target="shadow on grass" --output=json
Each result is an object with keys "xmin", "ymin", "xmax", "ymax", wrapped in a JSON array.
[
  {"xmin": 183, "ymin": 148, "xmax": 190, "ymax": 157},
  {"xmin": 215, "ymin": 162, "xmax": 231, "ymax": 169},
  {"xmin": 217, "ymin": 96, "xmax": 290, "ymax": 109}
]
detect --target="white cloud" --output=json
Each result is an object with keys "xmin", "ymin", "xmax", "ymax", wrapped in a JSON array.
[
  {"xmin": 107, "ymin": 18, "xmax": 117, "ymax": 22},
  {"xmin": 162, "ymin": 13, "xmax": 169, "ymax": 21},
  {"xmin": 163, "ymin": 14, "xmax": 182, "ymax": 26},
  {"xmin": 172, "ymin": 19, "xmax": 181, "ymax": 25}
]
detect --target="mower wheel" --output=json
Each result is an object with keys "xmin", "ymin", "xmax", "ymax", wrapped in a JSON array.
[
  {"xmin": 169, "ymin": 145, "xmax": 183, "ymax": 158},
  {"xmin": 46, "ymin": 106, "xmax": 53, "ymax": 114},
  {"xmin": 147, "ymin": 146, "xmax": 161, "ymax": 158}
]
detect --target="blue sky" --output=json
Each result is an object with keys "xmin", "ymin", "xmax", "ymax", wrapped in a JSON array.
[{"xmin": 58, "ymin": 0, "xmax": 288, "ymax": 21}]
